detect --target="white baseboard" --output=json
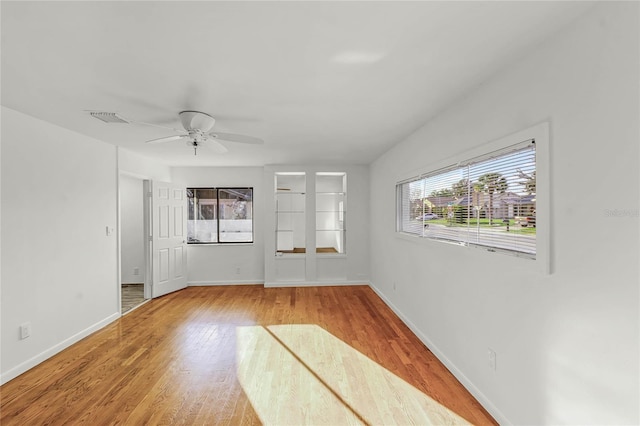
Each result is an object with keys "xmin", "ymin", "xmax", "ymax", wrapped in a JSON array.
[
  {"xmin": 264, "ymin": 280, "xmax": 368, "ymax": 288},
  {"xmin": 188, "ymin": 280, "xmax": 369, "ymax": 288},
  {"xmin": 188, "ymin": 280, "xmax": 265, "ymax": 286},
  {"xmin": 368, "ymin": 282, "xmax": 510, "ymax": 426},
  {"xmin": 0, "ymin": 312, "xmax": 121, "ymax": 385}
]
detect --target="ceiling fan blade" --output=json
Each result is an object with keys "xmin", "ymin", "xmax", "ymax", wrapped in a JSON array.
[
  {"xmin": 203, "ymin": 138, "xmax": 229, "ymax": 154},
  {"xmin": 145, "ymin": 135, "xmax": 187, "ymax": 144},
  {"xmin": 208, "ymin": 132, "xmax": 264, "ymax": 145},
  {"xmin": 132, "ymin": 120, "xmax": 185, "ymax": 133}
]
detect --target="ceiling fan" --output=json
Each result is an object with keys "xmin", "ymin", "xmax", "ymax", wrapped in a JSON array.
[{"xmin": 144, "ymin": 110, "xmax": 263, "ymax": 155}]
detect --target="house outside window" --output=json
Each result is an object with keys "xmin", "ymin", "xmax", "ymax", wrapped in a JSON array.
[{"xmin": 397, "ymin": 139, "xmax": 536, "ymax": 258}]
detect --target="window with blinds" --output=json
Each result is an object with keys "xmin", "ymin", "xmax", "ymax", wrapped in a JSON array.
[{"xmin": 397, "ymin": 140, "xmax": 536, "ymax": 258}]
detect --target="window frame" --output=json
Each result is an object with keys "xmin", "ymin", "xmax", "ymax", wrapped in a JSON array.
[
  {"xmin": 395, "ymin": 123, "xmax": 550, "ymax": 274},
  {"xmin": 187, "ymin": 186, "xmax": 254, "ymax": 245}
]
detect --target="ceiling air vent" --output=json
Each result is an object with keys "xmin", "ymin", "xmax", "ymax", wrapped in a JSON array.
[{"xmin": 89, "ymin": 111, "xmax": 129, "ymax": 124}]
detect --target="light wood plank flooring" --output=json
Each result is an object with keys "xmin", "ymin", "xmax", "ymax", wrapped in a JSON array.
[{"xmin": 0, "ymin": 285, "xmax": 496, "ymax": 425}]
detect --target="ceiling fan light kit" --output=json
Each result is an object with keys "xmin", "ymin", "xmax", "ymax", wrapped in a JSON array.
[
  {"xmin": 179, "ymin": 110, "xmax": 215, "ymax": 132},
  {"xmin": 145, "ymin": 110, "xmax": 264, "ymax": 156}
]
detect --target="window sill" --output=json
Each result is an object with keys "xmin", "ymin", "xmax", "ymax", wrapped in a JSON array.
[{"xmin": 396, "ymin": 231, "xmax": 545, "ymax": 274}]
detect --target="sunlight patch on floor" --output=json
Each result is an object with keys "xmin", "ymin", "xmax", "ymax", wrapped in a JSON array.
[{"xmin": 236, "ymin": 324, "xmax": 470, "ymax": 425}]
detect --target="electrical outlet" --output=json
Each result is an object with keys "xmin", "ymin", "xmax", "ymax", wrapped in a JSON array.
[
  {"xmin": 236, "ymin": 267, "xmax": 241, "ymax": 275},
  {"xmin": 393, "ymin": 281, "xmax": 397, "ymax": 291},
  {"xmin": 20, "ymin": 322, "xmax": 31, "ymax": 340},
  {"xmin": 133, "ymin": 267, "xmax": 140, "ymax": 276},
  {"xmin": 488, "ymin": 348, "xmax": 497, "ymax": 371}
]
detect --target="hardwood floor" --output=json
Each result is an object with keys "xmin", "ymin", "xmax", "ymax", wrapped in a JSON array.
[
  {"xmin": 121, "ymin": 283, "xmax": 146, "ymax": 314},
  {"xmin": 0, "ymin": 285, "xmax": 496, "ymax": 425}
]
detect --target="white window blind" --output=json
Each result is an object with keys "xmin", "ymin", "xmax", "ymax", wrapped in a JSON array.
[{"xmin": 397, "ymin": 140, "xmax": 536, "ymax": 258}]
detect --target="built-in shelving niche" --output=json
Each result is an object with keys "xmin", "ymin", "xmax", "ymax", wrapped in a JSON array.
[
  {"xmin": 271, "ymin": 171, "xmax": 348, "ymax": 284},
  {"xmin": 315, "ymin": 172, "xmax": 346, "ymax": 255},
  {"xmin": 275, "ymin": 172, "xmax": 306, "ymax": 255}
]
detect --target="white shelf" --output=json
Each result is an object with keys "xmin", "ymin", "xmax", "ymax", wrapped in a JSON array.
[{"xmin": 315, "ymin": 173, "xmax": 346, "ymax": 255}]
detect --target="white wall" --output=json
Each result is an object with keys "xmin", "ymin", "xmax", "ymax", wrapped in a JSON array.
[
  {"xmin": 171, "ymin": 167, "xmax": 265, "ymax": 285},
  {"xmin": 1, "ymin": 107, "xmax": 119, "ymax": 384},
  {"xmin": 120, "ymin": 175, "xmax": 145, "ymax": 284},
  {"xmin": 117, "ymin": 147, "xmax": 171, "ymax": 182},
  {"xmin": 369, "ymin": 3, "xmax": 638, "ymax": 425}
]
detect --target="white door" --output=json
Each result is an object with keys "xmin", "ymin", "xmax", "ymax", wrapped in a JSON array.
[{"xmin": 150, "ymin": 180, "xmax": 187, "ymax": 298}]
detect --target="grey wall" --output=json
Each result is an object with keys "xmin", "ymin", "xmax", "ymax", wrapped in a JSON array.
[
  {"xmin": 172, "ymin": 165, "xmax": 371, "ymax": 287},
  {"xmin": 172, "ymin": 166, "xmax": 266, "ymax": 285},
  {"xmin": 1, "ymin": 107, "xmax": 119, "ymax": 383},
  {"xmin": 369, "ymin": 3, "xmax": 639, "ymax": 424}
]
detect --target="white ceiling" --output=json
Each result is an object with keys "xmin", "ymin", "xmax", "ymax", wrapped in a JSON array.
[{"xmin": 1, "ymin": 1, "xmax": 593, "ymax": 167}]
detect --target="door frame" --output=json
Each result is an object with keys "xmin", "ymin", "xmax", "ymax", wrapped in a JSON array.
[
  {"xmin": 117, "ymin": 171, "xmax": 154, "ymax": 313},
  {"xmin": 143, "ymin": 179, "xmax": 152, "ymax": 299}
]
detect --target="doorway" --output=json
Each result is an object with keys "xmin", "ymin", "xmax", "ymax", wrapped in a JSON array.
[{"xmin": 120, "ymin": 174, "xmax": 149, "ymax": 314}]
